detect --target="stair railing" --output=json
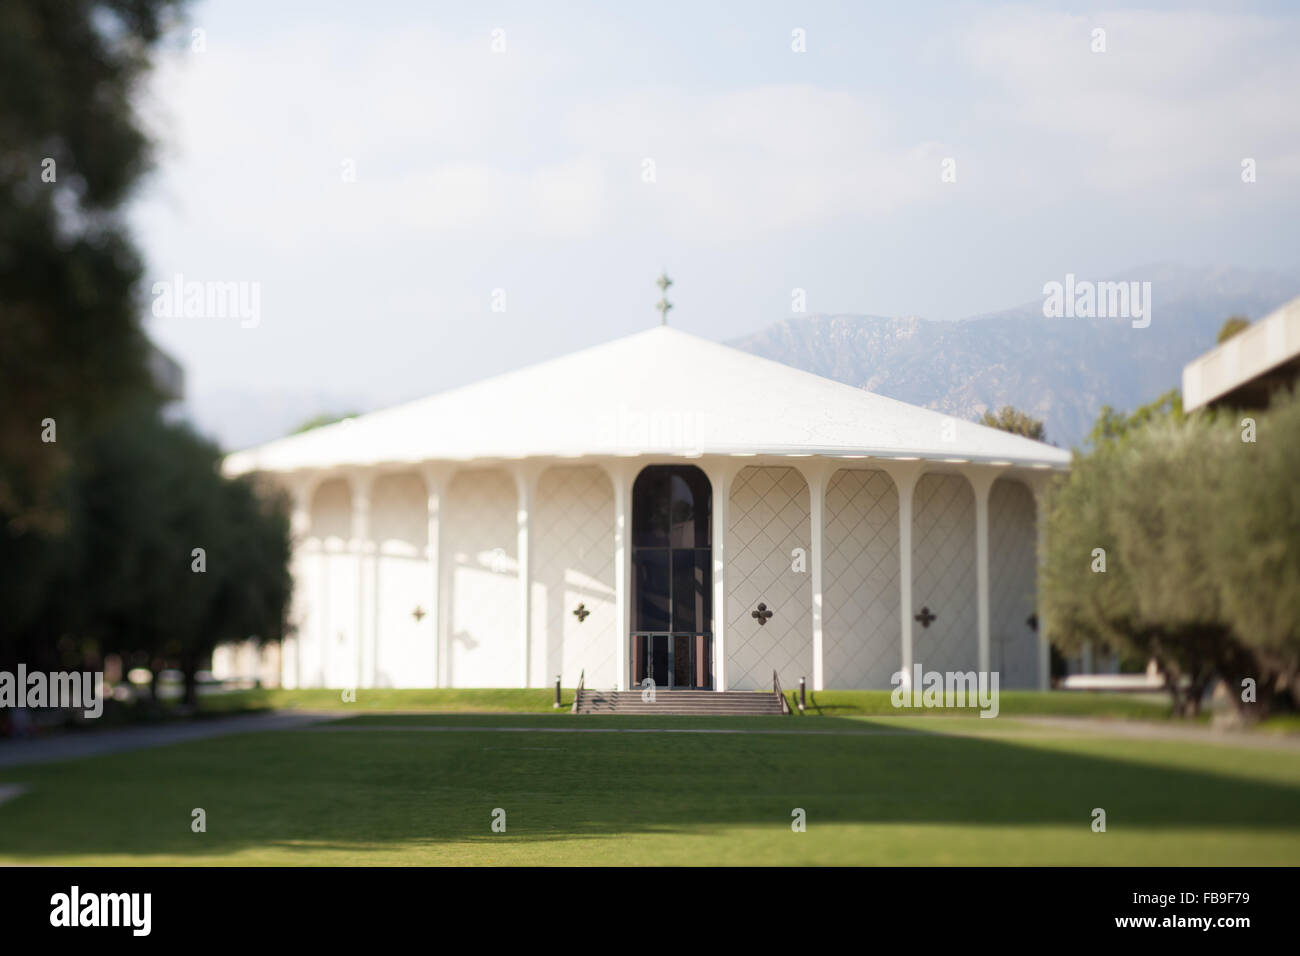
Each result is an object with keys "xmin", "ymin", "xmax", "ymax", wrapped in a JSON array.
[
  {"xmin": 773, "ymin": 669, "xmax": 791, "ymax": 715},
  {"xmin": 570, "ymin": 669, "xmax": 585, "ymax": 714}
]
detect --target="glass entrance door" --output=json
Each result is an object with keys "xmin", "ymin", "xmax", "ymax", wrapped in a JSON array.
[
  {"xmin": 635, "ymin": 632, "xmax": 711, "ymax": 689},
  {"xmin": 630, "ymin": 466, "xmax": 713, "ymax": 690}
]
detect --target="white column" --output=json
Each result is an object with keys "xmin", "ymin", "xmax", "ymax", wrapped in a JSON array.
[
  {"xmin": 1033, "ymin": 481, "xmax": 1051, "ymax": 690},
  {"xmin": 795, "ymin": 460, "xmax": 834, "ymax": 691},
  {"xmin": 513, "ymin": 465, "xmax": 540, "ymax": 688},
  {"xmin": 419, "ymin": 466, "xmax": 449, "ymax": 688},
  {"xmin": 702, "ymin": 460, "xmax": 736, "ymax": 691},
  {"xmin": 347, "ymin": 470, "xmax": 375, "ymax": 689},
  {"xmin": 605, "ymin": 461, "xmax": 634, "ymax": 691},
  {"xmin": 880, "ymin": 461, "xmax": 924, "ymax": 684},
  {"xmin": 965, "ymin": 466, "xmax": 1004, "ymax": 676},
  {"xmin": 286, "ymin": 473, "xmax": 319, "ymax": 691}
]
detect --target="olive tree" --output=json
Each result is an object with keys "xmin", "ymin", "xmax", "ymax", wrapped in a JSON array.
[{"xmin": 1210, "ymin": 388, "xmax": 1300, "ymax": 713}]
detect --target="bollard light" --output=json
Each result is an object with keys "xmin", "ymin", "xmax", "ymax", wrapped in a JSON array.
[
  {"xmin": 799, "ymin": 676, "xmax": 806, "ymax": 712},
  {"xmin": 554, "ymin": 674, "xmax": 562, "ymax": 709}
]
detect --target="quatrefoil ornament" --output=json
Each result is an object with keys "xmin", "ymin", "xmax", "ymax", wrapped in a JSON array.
[{"xmin": 752, "ymin": 603, "xmax": 773, "ymax": 626}]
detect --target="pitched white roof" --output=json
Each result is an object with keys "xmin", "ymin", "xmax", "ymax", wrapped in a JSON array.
[{"xmin": 223, "ymin": 326, "xmax": 1070, "ymax": 474}]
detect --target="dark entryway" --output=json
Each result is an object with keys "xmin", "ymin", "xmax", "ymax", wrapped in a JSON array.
[{"xmin": 630, "ymin": 465, "xmax": 712, "ymax": 689}]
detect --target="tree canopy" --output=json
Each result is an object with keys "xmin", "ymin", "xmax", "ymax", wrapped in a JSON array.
[
  {"xmin": 1, "ymin": 2, "xmax": 292, "ymax": 708},
  {"xmin": 0, "ymin": 0, "xmax": 186, "ymax": 532},
  {"xmin": 0, "ymin": 403, "xmax": 292, "ymax": 704},
  {"xmin": 977, "ymin": 406, "xmax": 1046, "ymax": 442},
  {"xmin": 1217, "ymin": 315, "xmax": 1252, "ymax": 344},
  {"xmin": 1043, "ymin": 387, "xmax": 1300, "ymax": 717},
  {"xmin": 291, "ymin": 411, "xmax": 361, "ymax": 435}
]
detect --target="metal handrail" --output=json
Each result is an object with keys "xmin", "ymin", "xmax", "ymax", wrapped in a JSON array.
[
  {"xmin": 773, "ymin": 669, "xmax": 791, "ymax": 715},
  {"xmin": 570, "ymin": 669, "xmax": 585, "ymax": 714}
]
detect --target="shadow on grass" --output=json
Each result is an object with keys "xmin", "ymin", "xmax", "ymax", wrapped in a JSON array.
[{"xmin": 0, "ymin": 713, "xmax": 1298, "ymax": 860}]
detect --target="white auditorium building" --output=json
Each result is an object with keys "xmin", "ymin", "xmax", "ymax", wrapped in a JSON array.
[{"xmin": 223, "ymin": 325, "xmax": 1069, "ymax": 693}]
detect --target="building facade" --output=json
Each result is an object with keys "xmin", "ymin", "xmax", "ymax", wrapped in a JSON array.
[
  {"xmin": 224, "ymin": 327, "xmax": 1069, "ymax": 692},
  {"xmin": 1183, "ymin": 294, "xmax": 1300, "ymax": 412}
]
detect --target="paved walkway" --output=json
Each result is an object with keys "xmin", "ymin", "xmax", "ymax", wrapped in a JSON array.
[{"xmin": 0, "ymin": 711, "xmax": 343, "ymax": 769}]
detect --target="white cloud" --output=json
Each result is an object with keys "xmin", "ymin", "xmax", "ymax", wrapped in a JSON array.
[
  {"xmin": 568, "ymin": 86, "xmax": 951, "ymax": 239},
  {"xmin": 133, "ymin": 22, "xmax": 957, "ymax": 250},
  {"xmin": 128, "ymin": 4, "xmax": 1300, "ymax": 417},
  {"xmin": 955, "ymin": 7, "xmax": 1300, "ymax": 199}
]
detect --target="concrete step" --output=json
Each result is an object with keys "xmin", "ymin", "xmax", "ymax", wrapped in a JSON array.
[{"xmin": 574, "ymin": 689, "xmax": 787, "ymax": 716}]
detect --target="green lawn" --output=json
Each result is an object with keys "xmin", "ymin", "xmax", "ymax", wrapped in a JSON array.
[
  {"xmin": 2, "ymin": 712, "xmax": 1298, "ymax": 865},
  {"xmin": 200, "ymin": 686, "xmax": 1176, "ymax": 719},
  {"xmin": 198, "ymin": 686, "xmax": 573, "ymax": 715}
]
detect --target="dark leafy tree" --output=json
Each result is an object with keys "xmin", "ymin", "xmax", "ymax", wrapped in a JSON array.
[
  {"xmin": 0, "ymin": 0, "xmax": 186, "ymax": 532},
  {"xmin": 977, "ymin": 406, "xmax": 1046, "ymax": 442},
  {"xmin": 1, "ymin": 404, "xmax": 291, "ymax": 705}
]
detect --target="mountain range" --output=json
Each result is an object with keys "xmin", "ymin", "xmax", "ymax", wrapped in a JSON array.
[
  {"xmin": 186, "ymin": 263, "xmax": 1299, "ymax": 452},
  {"xmin": 728, "ymin": 264, "xmax": 1300, "ymax": 449}
]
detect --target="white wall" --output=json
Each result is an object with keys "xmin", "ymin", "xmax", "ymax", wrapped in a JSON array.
[
  {"xmin": 824, "ymin": 468, "xmax": 901, "ymax": 688},
  {"xmin": 372, "ymin": 472, "xmax": 435, "ymax": 687},
  {"xmin": 911, "ymin": 473, "xmax": 977, "ymax": 674},
  {"xmin": 309, "ymin": 478, "xmax": 356, "ymax": 688},
  {"xmin": 284, "ymin": 508, "xmax": 313, "ymax": 691},
  {"xmin": 284, "ymin": 457, "xmax": 1028, "ymax": 693},
  {"xmin": 531, "ymin": 467, "xmax": 617, "ymax": 689},
  {"xmin": 726, "ymin": 466, "xmax": 812, "ymax": 690},
  {"xmin": 989, "ymin": 477, "xmax": 1039, "ymax": 688},
  {"xmin": 444, "ymin": 468, "xmax": 520, "ymax": 687}
]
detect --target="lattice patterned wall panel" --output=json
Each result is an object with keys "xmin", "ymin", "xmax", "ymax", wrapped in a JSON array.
[
  {"xmin": 824, "ymin": 469, "xmax": 901, "ymax": 688},
  {"xmin": 295, "ymin": 548, "xmax": 324, "ymax": 688},
  {"xmin": 532, "ymin": 467, "xmax": 617, "ymax": 689},
  {"xmin": 989, "ymin": 478, "xmax": 1039, "ymax": 688},
  {"xmin": 306, "ymin": 478, "xmax": 354, "ymax": 688},
  {"xmin": 372, "ymin": 472, "xmax": 434, "ymax": 688},
  {"xmin": 911, "ymin": 473, "xmax": 977, "ymax": 674},
  {"xmin": 290, "ymin": 536, "xmax": 320, "ymax": 690},
  {"xmin": 444, "ymin": 469, "xmax": 520, "ymax": 687},
  {"xmin": 726, "ymin": 466, "xmax": 812, "ymax": 690}
]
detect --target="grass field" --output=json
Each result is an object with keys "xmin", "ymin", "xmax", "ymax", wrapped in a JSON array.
[
  {"xmin": 2, "ymin": 708, "xmax": 1299, "ymax": 865},
  {"xmin": 195, "ymin": 686, "xmax": 1300, "ymax": 732},
  {"xmin": 199, "ymin": 686, "xmax": 1179, "ymax": 719}
]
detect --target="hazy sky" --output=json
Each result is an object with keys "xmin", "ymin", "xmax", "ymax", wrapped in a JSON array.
[{"xmin": 130, "ymin": 0, "xmax": 1300, "ymax": 433}]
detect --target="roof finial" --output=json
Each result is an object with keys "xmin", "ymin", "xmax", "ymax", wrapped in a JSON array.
[{"xmin": 655, "ymin": 271, "xmax": 673, "ymax": 326}]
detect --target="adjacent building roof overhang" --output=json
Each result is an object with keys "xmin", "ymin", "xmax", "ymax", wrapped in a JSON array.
[
  {"xmin": 223, "ymin": 326, "xmax": 1071, "ymax": 476},
  {"xmin": 1183, "ymin": 294, "xmax": 1300, "ymax": 412}
]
